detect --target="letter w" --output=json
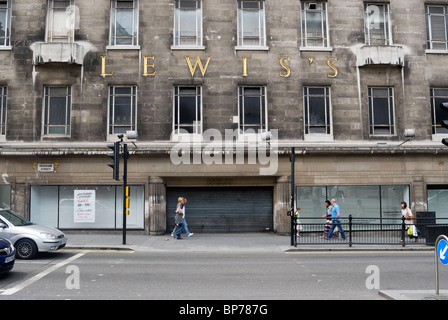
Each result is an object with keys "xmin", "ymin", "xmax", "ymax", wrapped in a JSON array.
[{"xmin": 185, "ymin": 56, "xmax": 212, "ymax": 77}]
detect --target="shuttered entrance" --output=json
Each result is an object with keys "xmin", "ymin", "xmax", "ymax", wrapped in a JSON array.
[{"xmin": 166, "ymin": 187, "xmax": 273, "ymax": 233}]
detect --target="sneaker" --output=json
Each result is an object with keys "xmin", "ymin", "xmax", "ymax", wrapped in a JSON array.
[
  {"xmin": 188, "ymin": 233, "xmax": 194, "ymax": 237},
  {"xmin": 323, "ymin": 236, "xmax": 330, "ymax": 240},
  {"xmin": 177, "ymin": 237, "xmax": 183, "ymax": 240},
  {"xmin": 171, "ymin": 233, "xmax": 174, "ymax": 237}
]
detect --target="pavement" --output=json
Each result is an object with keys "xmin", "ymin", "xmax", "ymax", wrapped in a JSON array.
[{"xmin": 61, "ymin": 231, "xmax": 448, "ymax": 300}]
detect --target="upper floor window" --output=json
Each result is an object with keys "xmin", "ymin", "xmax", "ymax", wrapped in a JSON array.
[
  {"xmin": 368, "ymin": 87, "xmax": 395, "ymax": 136},
  {"xmin": 47, "ymin": 0, "xmax": 76, "ymax": 43},
  {"xmin": 300, "ymin": 1, "xmax": 329, "ymax": 49},
  {"xmin": 173, "ymin": 0, "xmax": 203, "ymax": 48},
  {"xmin": 364, "ymin": 3, "xmax": 391, "ymax": 46},
  {"xmin": 0, "ymin": 87, "xmax": 6, "ymax": 137},
  {"xmin": 237, "ymin": 1, "xmax": 267, "ymax": 49},
  {"xmin": 0, "ymin": 1, "xmax": 11, "ymax": 47},
  {"xmin": 303, "ymin": 86, "xmax": 332, "ymax": 136},
  {"xmin": 430, "ymin": 88, "xmax": 448, "ymax": 135},
  {"xmin": 239, "ymin": 86, "xmax": 267, "ymax": 134},
  {"xmin": 43, "ymin": 86, "xmax": 71, "ymax": 136},
  {"xmin": 108, "ymin": 86, "xmax": 137, "ymax": 135},
  {"xmin": 426, "ymin": 5, "xmax": 448, "ymax": 51},
  {"xmin": 173, "ymin": 86, "xmax": 202, "ymax": 134},
  {"xmin": 110, "ymin": 0, "xmax": 138, "ymax": 47}
]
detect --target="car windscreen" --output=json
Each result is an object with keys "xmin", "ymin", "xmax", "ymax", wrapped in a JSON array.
[{"xmin": 0, "ymin": 210, "xmax": 33, "ymax": 226}]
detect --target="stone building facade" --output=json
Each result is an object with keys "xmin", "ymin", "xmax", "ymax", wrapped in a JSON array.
[{"xmin": 1, "ymin": 0, "xmax": 448, "ymax": 234}]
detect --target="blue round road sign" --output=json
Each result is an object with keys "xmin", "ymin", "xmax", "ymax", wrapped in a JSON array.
[{"xmin": 438, "ymin": 239, "xmax": 448, "ymax": 265}]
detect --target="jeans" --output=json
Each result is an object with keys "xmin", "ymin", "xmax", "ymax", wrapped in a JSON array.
[
  {"xmin": 175, "ymin": 223, "xmax": 185, "ymax": 239},
  {"xmin": 183, "ymin": 218, "xmax": 191, "ymax": 235},
  {"xmin": 327, "ymin": 219, "xmax": 346, "ymax": 239}
]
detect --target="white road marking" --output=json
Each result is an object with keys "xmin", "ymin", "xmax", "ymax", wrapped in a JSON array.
[{"xmin": 1, "ymin": 251, "xmax": 87, "ymax": 296}]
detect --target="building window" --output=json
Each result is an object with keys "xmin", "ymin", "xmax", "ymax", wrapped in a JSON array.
[
  {"xmin": 239, "ymin": 86, "xmax": 267, "ymax": 134},
  {"xmin": 426, "ymin": 5, "xmax": 448, "ymax": 50},
  {"xmin": 110, "ymin": 0, "xmax": 138, "ymax": 46},
  {"xmin": 0, "ymin": 1, "xmax": 11, "ymax": 47},
  {"xmin": 173, "ymin": 0, "xmax": 202, "ymax": 47},
  {"xmin": 297, "ymin": 185, "xmax": 409, "ymax": 225},
  {"xmin": 0, "ymin": 87, "xmax": 6, "ymax": 136},
  {"xmin": 108, "ymin": 86, "xmax": 137, "ymax": 134},
  {"xmin": 43, "ymin": 86, "xmax": 71, "ymax": 136},
  {"xmin": 304, "ymin": 86, "xmax": 331, "ymax": 135},
  {"xmin": 237, "ymin": 1, "xmax": 266, "ymax": 48},
  {"xmin": 364, "ymin": 3, "xmax": 391, "ymax": 45},
  {"xmin": 174, "ymin": 86, "xmax": 202, "ymax": 134},
  {"xmin": 368, "ymin": 87, "xmax": 395, "ymax": 135},
  {"xmin": 430, "ymin": 88, "xmax": 448, "ymax": 134},
  {"xmin": 47, "ymin": 0, "xmax": 76, "ymax": 43},
  {"xmin": 300, "ymin": 1, "xmax": 329, "ymax": 48}
]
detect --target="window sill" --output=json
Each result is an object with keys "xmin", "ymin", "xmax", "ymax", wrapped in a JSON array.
[
  {"xmin": 106, "ymin": 45, "xmax": 141, "ymax": 50},
  {"xmin": 235, "ymin": 46, "xmax": 269, "ymax": 51},
  {"xmin": 426, "ymin": 49, "xmax": 448, "ymax": 55},
  {"xmin": 0, "ymin": 46, "xmax": 12, "ymax": 51},
  {"xmin": 171, "ymin": 133, "xmax": 203, "ymax": 142},
  {"xmin": 432, "ymin": 133, "xmax": 448, "ymax": 141},
  {"xmin": 300, "ymin": 46, "xmax": 333, "ymax": 52},
  {"xmin": 304, "ymin": 134, "xmax": 334, "ymax": 142},
  {"xmin": 171, "ymin": 45, "xmax": 205, "ymax": 51}
]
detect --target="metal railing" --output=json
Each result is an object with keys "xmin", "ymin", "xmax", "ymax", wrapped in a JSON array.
[{"xmin": 292, "ymin": 216, "xmax": 448, "ymax": 247}]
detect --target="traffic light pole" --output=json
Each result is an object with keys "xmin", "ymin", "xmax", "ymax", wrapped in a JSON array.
[
  {"xmin": 122, "ymin": 143, "xmax": 128, "ymax": 245},
  {"xmin": 290, "ymin": 147, "xmax": 295, "ymax": 247}
]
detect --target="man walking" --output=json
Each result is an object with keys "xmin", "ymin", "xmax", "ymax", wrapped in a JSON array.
[{"xmin": 324, "ymin": 198, "xmax": 346, "ymax": 240}]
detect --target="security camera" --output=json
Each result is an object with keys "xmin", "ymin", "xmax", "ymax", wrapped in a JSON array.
[
  {"xmin": 404, "ymin": 129, "xmax": 415, "ymax": 138},
  {"xmin": 126, "ymin": 130, "xmax": 138, "ymax": 140}
]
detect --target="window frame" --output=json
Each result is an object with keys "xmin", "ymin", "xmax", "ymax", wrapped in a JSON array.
[
  {"xmin": 425, "ymin": 5, "xmax": 448, "ymax": 51},
  {"xmin": 0, "ymin": 0, "xmax": 11, "ymax": 48},
  {"xmin": 236, "ymin": 0, "xmax": 268, "ymax": 50},
  {"xmin": 364, "ymin": 3, "xmax": 392, "ymax": 46},
  {"xmin": 303, "ymin": 86, "xmax": 332, "ymax": 138},
  {"xmin": 109, "ymin": 0, "xmax": 139, "ymax": 48},
  {"xmin": 46, "ymin": 0, "xmax": 76, "ymax": 43},
  {"xmin": 368, "ymin": 87, "xmax": 395, "ymax": 136},
  {"xmin": 43, "ymin": 86, "xmax": 72, "ymax": 137},
  {"xmin": 173, "ymin": 86, "xmax": 202, "ymax": 135},
  {"xmin": 300, "ymin": 1, "xmax": 330, "ymax": 50},
  {"xmin": 172, "ymin": 0, "xmax": 203, "ymax": 49},
  {"xmin": 108, "ymin": 85, "xmax": 138, "ymax": 136},
  {"xmin": 0, "ymin": 87, "xmax": 6, "ymax": 137},
  {"xmin": 430, "ymin": 88, "xmax": 448, "ymax": 135},
  {"xmin": 238, "ymin": 86, "xmax": 268, "ymax": 135}
]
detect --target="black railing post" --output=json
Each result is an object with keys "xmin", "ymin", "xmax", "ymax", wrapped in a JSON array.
[
  {"xmin": 401, "ymin": 215, "xmax": 406, "ymax": 247},
  {"xmin": 349, "ymin": 215, "xmax": 352, "ymax": 247}
]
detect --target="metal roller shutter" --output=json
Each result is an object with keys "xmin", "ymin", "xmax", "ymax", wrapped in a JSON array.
[{"xmin": 166, "ymin": 187, "xmax": 273, "ymax": 233}]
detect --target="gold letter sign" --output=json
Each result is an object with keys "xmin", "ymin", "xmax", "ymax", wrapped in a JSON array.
[
  {"xmin": 185, "ymin": 56, "xmax": 212, "ymax": 77},
  {"xmin": 100, "ymin": 56, "xmax": 114, "ymax": 77}
]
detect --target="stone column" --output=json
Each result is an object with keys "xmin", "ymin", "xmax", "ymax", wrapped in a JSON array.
[
  {"xmin": 274, "ymin": 176, "xmax": 291, "ymax": 234},
  {"xmin": 148, "ymin": 176, "xmax": 166, "ymax": 235}
]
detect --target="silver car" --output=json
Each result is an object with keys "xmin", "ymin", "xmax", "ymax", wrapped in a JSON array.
[{"xmin": 0, "ymin": 210, "xmax": 67, "ymax": 259}]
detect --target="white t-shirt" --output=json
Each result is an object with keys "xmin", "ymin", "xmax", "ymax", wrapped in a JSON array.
[{"xmin": 402, "ymin": 207, "xmax": 413, "ymax": 225}]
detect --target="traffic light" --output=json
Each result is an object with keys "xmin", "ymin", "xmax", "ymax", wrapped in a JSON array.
[
  {"xmin": 107, "ymin": 141, "xmax": 120, "ymax": 181},
  {"xmin": 441, "ymin": 102, "xmax": 448, "ymax": 146}
]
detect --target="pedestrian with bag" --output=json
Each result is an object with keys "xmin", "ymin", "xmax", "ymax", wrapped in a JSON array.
[
  {"xmin": 401, "ymin": 201, "xmax": 418, "ymax": 242},
  {"xmin": 174, "ymin": 200, "xmax": 185, "ymax": 240}
]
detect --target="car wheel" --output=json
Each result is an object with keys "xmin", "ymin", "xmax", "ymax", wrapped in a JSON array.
[{"xmin": 15, "ymin": 239, "xmax": 37, "ymax": 259}]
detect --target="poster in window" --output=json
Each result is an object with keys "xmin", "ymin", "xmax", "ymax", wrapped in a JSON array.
[{"xmin": 74, "ymin": 190, "xmax": 95, "ymax": 223}]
